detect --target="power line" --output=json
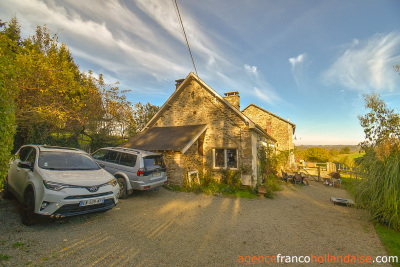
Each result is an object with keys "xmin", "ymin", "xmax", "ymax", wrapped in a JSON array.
[{"xmin": 172, "ymin": 0, "xmax": 198, "ymax": 77}]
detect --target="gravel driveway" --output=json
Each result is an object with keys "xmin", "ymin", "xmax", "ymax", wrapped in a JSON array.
[{"xmin": 0, "ymin": 181, "xmax": 390, "ymax": 266}]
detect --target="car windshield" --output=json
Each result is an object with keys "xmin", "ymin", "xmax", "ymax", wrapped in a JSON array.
[
  {"xmin": 38, "ymin": 152, "xmax": 100, "ymax": 170},
  {"xmin": 143, "ymin": 155, "xmax": 165, "ymax": 171}
]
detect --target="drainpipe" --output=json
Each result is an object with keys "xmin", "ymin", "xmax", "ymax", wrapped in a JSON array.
[{"xmin": 288, "ymin": 118, "xmax": 291, "ymax": 168}]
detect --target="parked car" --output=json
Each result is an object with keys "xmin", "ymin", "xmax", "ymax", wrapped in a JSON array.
[
  {"xmin": 3, "ymin": 145, "xmax": 120, "ymax": 225},
  {"xmin": 91, "ymin": 147, "xmax": 167, "ymax": 198}
]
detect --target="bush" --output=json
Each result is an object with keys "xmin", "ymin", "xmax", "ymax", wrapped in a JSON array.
[
  {"xmin": 355, "ymin": 139, "xmax": 400, "ymax": 230},
  {"xmin": 221, "ymin": 169, "xmax": 241, "ymax": 187}
]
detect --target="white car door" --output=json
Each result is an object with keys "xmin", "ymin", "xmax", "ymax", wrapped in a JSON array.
[{"xmin": 13, "ymin": 147, "xmax": 37, "ymax": 199}]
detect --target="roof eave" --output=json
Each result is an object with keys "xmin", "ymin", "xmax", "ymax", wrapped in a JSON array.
[{"xmin": 181, "ymin": 125, "xmax": 208, "ymax": 154}]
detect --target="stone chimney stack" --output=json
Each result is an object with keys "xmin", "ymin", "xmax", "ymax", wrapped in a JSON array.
[
  {"xmin": 224, "ymin": 91, "xmax": 240, "ymax": 110},
  {"xmin": 175, "ymin": 79, "xmax": 185, "ymax": 89}
]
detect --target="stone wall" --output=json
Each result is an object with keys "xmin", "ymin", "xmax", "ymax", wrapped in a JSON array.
[
  {"xmin": 152, "ymin": 80, "xmax": 260, "ymax": 185},
  {"xmin": 161, "ymin": 151, "xmax": 184, "ymax": 185},
  {"xmin": 242, "ymin": 105, "xmax": 294, "ymax": 152}
]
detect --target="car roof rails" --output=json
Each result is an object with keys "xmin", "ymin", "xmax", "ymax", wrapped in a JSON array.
[{"xmin": 40, "ymin": 145, "xmax": 81, "ymax": 151}]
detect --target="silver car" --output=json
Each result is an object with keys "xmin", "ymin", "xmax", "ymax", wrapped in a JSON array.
[
  {"xmin": 3, "ymin": 145, "xmax": 120, "ymax": 225},
  {"xmin": 92, "ymin": 147, "xmax": 167, "ymax": 198}
]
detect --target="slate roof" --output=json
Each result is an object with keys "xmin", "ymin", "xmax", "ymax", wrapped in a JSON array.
[
  {"xmin": 242, "ymin": 103, "xmax": 296, "ymax": 133},
  {"xmin": 122, "ymin": 124, "xmax": 207, "ymax": 153},
  {"xmin": 143, "ymin": 72, "xmax": 277, "ymax": 143}
]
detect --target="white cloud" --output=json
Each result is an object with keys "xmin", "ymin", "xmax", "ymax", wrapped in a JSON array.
[
  {"xmin": 252, "ymin": 87, "xmax": 282, "ymax": 106},
  {"xmin": 244, "ymin": 64, "xmax": 258, "ymax": 75},
  {"xmin": 134, "ymin": 0, "xmax": 229, "ymax": 69},
  {"xmin": 289, "ymin": 54, "xmax": 305, "ymax": 67},
  {"xmin": 254, "ymin": 87, "xmax": 273, "ymax": 104},
  {"xmin": 1, "ymin": 0, "xmax": 193, "ymax": 81},
  {"xmin": 322, "ymin": 32, "xmax": 400, "ymax": 92},
  {"xmin": 289, "ymin": 53, "xmax": 307, "ymax": 86}
]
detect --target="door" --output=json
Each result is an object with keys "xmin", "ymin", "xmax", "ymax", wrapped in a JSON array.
[{"xmin": 13, "ymin": 147, "xmax": 36, "ymax": 199}]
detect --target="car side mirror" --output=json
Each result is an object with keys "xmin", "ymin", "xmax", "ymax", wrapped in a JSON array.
[
  {"xmin": 18, "ymin": 161, "xmax": 33, "ymax": 171},
  {"xmin": 100, "ymin": 164, "xmax": 106, "ymax": 168}
]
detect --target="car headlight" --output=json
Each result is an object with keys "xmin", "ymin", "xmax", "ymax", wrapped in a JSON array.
[
  {"xmin": 107, "ymin": 179, "xmax": 118, "ymax": 187},
  {"xmin": 43, "ymin": 180, "xmax": 69, "ymax": 191}
]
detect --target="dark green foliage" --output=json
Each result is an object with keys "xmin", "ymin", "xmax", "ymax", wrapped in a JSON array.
[
  {"xmin": 358, "ymin": 93, "xmax": 400, "ymax": 148},
  {"xmin": 165, "ymin": 180, "xmax": 258, "ymax": 199},
  {"xmin": 0, "ymin": 17, "xmax": 138, "ymax": 188},
  {"xmin": 132, "ymin": 102, "xmax": 160, "ymax": 133},
  {"xmin": 257, "ymin": 146, "xmax": 282, "ymax": 197},
  {"xmin": 375, "ymin": 224, "xmax": 400, "ymax": 266},
  {"xmin": 221, "ymin": 169, "xmax": 241, "ymax": 187},
  {"xmin": 355, "ymin": 92, "xmax": 400, "ymax": 231},
  {"xmin": 89, "ymin": 133, "xmax": 125, "ymax": 152},
  {"xmin": 355, "ymin": 144, "xmax": 400, "ymax": 230},
  {"xmin": 0, "ymin": 18, "xmax": 19, "ymax": 187}
]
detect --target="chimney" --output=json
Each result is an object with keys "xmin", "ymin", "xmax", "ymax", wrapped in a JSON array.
[
  {"xmin": 223, "ymin": 91, "xmax": 240, "ymax": 110},
  {"xmin": 175, "ymin": 79, "xmax": 185, "ymax": 89}
]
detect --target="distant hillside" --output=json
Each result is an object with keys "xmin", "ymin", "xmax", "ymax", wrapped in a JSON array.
[{"xmin": 296, "ymin": 145, "xmax": 362, "ymax": 153}]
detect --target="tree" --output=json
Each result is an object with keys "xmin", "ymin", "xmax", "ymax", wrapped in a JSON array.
[
  {"xmin": 132, "ymin": 102, "xmax": 160, "ymax": 133},
  {"xmin": 13, "ymin": 25, "xmax": 105, "ymax": 148},
  {"xmin": 0, "ymin": 18, "xmax": 20, "ymax": 185},
  {"xmin": 340, "ymin": 155, "xmax": 355, "ymax": 169},
  {"xmin": 329, "ymin": 148, "xmax": 339, "ymax": 157},
  {"xmin": 2, "ymin": 19, "xmax": 135, "ymax": 152},
  {"xmin": 357, "ymin": 93, "xmax": 400, "ymax": 148},
  {"xmin": 294, "ymin": 147, "xmax": 306, "ymax": 161},
  {"xmin": 340, "ymin": 147, "xmax": 350, "ymax": 154},
  {"xmin": 355, "ymin": 69, "xmax": 400, "ymax": 230},
  {"xmin": 305, "ymin": 147, "xmax": 330, "ymax": 162}
]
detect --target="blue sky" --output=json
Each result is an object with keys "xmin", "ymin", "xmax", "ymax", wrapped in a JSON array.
[{"xmin": 1, "ymin": 0, "xmax": 400, "ymax": 145}]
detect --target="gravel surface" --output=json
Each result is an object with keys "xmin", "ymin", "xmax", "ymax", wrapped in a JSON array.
[{"xmin": 0, "ymin": 181, "xmax": 390, "ymax": 266}]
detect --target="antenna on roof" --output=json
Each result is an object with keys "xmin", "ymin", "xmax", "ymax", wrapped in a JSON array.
[{"xmin": 172, "ymin": 0, "xmax": 198, "ymax": 77}]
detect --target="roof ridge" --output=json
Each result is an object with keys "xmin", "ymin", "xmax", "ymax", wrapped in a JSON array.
[{"xmin": 242, "ymin": 103, "xmax": 296, "ymax": 128}]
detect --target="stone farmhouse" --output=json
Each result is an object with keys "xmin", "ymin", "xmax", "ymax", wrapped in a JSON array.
[
  {"xmin": 123, "ymin": 72, "xmax": 295, "ymax": 186},
  {"xmin": 242, "ymin": 104, "xmax": 296, "ymax": 167}
]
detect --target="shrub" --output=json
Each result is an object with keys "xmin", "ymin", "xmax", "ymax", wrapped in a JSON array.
[
  {"xmin": 221, "ymin": 169, "xmax": 241, "ymax": 187},
  {"xmin": 355, "ymin": 138, "xmax": 400, "ymax": 230}
]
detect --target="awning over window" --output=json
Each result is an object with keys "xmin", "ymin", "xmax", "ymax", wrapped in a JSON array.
[{"xmin": 122, "ymin": 124, "xmax": 207, "ymax": 154}]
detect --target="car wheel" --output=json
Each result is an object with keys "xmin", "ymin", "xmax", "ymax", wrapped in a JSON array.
[
  {"xmin": 2, "ymin": 176, "xmax": 13, "ymax": 199},
  {"xmin": 117, "ymin": 177, "xmax": 128, "ymax": 199},
  {"xmin": 22, "ymin": 190, "xmax": 36, "ymax": 226}
]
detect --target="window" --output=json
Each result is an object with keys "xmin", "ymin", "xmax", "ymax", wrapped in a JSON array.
[
  {"xmin": 214, "ymin": 149, "xmax": 225, "ymax": 168},
  {"xmin": 104, "ymin": 150, "xmax": 119, "ymax": 162},
  {"xmin": 143, "ymin": 156, "xmax": 165, "ymax": 171},
  {"xmin": 26, "ymin": 148, "xmax": 36, "ymax": 164},
  {"xmin": 92, "ymin": 149, "xmax": 108, "ymax": 160},
  {"xmin": 213, "ymin": 148, "xmax": 238, "ymax": 169},
  {"xmin": 38, "ymin": 152, "xmax": 100, "ymax": 170},
  {"xmin": 18, "ymin": 147, "xmax": 32, "ymax": 161},
  {"xmin": 226, "ymin": 149, "xmax": 237, "ymax": 168},
  {"xmin": 119, "ymin": 153, "xmax": 137, "ymax": 167}
]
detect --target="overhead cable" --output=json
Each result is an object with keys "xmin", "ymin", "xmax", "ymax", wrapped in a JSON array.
[{"xmin": 172, "ymin": 0, "xmax": 198, "ymax": 77}]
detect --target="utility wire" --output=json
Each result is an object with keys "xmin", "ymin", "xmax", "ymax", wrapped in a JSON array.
[{"xmin": 172, "ymin": 0, "xmax": 198, "ymax": 77}]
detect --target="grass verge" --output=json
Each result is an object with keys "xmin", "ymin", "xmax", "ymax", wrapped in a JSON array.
[
  {"xmin": 164, "ymin": 182, "xmax": 259, "ymax": 199},
  {"xmin": 375, "ymin": 224, "xmax": 400, "ymax": 266},
  {"xmin": 340, "ymin": 177, "xmax": 360, "ymax": 196},
  {"xmin": 341, "ymin": 176, "xmax": 400, "ymax": 265}
]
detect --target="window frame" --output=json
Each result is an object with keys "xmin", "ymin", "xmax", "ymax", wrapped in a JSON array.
[
  {"xmin": 103, "ymin": 150, "xmax": 120, "ymax": 163},
  {"xmin": 212, "ymin": 148, "xmax": 238, "ymax": 170},
  {"xmin": 118, "ymin": 152, "xmax": 137, "ymax": 167}
]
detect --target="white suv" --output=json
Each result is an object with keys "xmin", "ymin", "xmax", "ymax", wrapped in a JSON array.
[{"xmin": 3, "ymin": 145, "xmax": 120, "ymax": 225}]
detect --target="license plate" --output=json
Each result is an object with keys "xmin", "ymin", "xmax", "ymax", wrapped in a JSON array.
[
  {"xmin": 79, "ymin": 198, "xmax": 104, "ymax": 207},
  {"xmin": 152, "ymin": 172, "xmax": 161, "ymax": 177}
]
